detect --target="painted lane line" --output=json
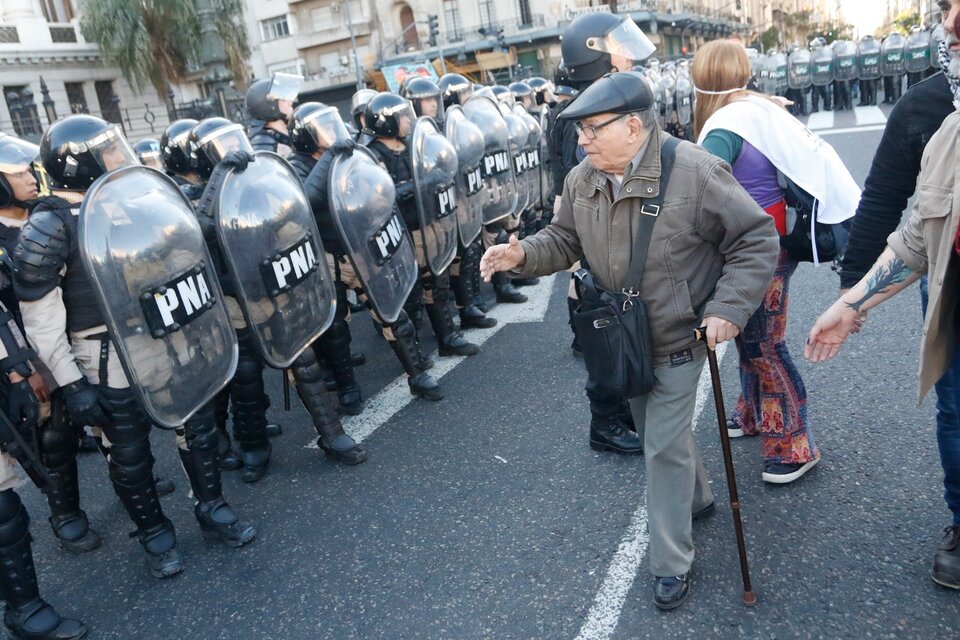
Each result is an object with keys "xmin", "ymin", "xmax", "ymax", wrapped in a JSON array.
[
  {"xmin": 805, "ymin": 111, "xmax": 834, "ymax": 130},
  {"xmin": 306, "ymin": 275, "xmax": 557, "ymax": 447},
  {"xmin": 574, "ymin": 342, "xmax": 729, "ymax": 640},
  {"xmin": 853, "ymin": 105, "xmax": 887, "ymax": 126},
  {"xmin": 818, "ymin": 123, "xmax": 887, "ymax": 136}
]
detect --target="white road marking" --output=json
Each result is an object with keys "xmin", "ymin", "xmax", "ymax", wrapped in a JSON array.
[
  {"xmin": 818, "ymin": 123, "xmax": 887, "ymax": 136},
  {"xmin": 306, "ymin": 275, "xmax": 557, "ymax": 447},
  {"xmin": 805, "ymin": 111, "xmax": 835, "ymax": 130},
  {"xmin": 853, "ymin": 105, "xmax": 887, "ymax": 126},
  {"xmin": 574, "ymin": 342, "xmax": 729, "ymax": 640}
]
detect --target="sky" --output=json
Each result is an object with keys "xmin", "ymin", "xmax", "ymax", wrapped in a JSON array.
[{"xmin": 840, "ymin": 0, "xmax": 887, "ymax": 37}]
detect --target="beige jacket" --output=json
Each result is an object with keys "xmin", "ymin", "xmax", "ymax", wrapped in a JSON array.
[
  {"xmin": 887, "ymin": 110, "xmax": 960, "ymax": 402},
  {"xmin": 518, "ymin": 126, "xmax": 780, "ymax": 358}
]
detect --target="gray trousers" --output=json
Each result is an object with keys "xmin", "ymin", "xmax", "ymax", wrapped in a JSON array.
[{"xmin": 629, "ymin": 349, "xmax": 714, "ymax": 577}]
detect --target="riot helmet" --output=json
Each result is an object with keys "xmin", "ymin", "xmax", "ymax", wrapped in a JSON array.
[
  {"xmin": 554, "ymin": 84, "xmax": 580, "ymax": 100},
  {"xmin": 526, "ymin": 77, "xmax": 554, "ymax": 105},
  {"xmin": 246, "ymin": 72, "xmax": 303, "ymax": 122},
  {"xmin": 560, "ymin": 14, "xmax": 655, "ymax": 87},
  {"xmin": 438, "ymin": 73, "xmax": 474, "ymax": 107},
  {"xmin": 489, "ymin": 85, "xmax": 514, "ymax": 105},
  {"xmin": 0, "ymin": 132, "xmax": 39, "ymax": 207},
  {"xmin": 350, "ymin": 88, "xmax": 378, "ymax": 130},
  {"xmin": 289, "ymin": 102, "xmax": 349, "ymax": 154},
  {"xmin": 133, "ymin": 137, "xmax": 164, "ymax": 171},
  {"xmin": 39, "ymin": 115, "xmax": 137, "ymax": 190},
  {"xmin": 362, "ymin": 93, "xmax": 416, "ymax": 140},
  {"xmin": 160, "ymin": 118, "xmax": 198, "ymax": 175},
  {"xmin": 508, "ymin": 81, "xmax": 535, "ymax": 110},
  {"xmin": 401, "ymin": 76, "xmax": 445, "ymax": 121},
  {"xmin": 188, "ymin": 117, "xmax": 254, "ymax": 180}
]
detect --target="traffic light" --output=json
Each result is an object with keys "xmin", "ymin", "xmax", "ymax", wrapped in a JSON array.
[{"xmin": 428, "ymin": 14, "xmax": 439, "ymax": 47}]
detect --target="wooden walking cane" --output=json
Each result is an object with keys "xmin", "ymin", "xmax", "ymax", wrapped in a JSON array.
[{"xmin": 694, "ymin": 327, "xmax": 756, "ymax": 606}]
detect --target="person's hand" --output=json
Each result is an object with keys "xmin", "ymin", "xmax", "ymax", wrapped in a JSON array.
[
  {"xmin": 221, "ymin": 150, "xmax": 253, "ymax": 172},
  {"xmin": 838, "ymin": 288, "xmax": 867, "ymax": 333},
  {"xmin": 702, "ymin": 316, "xmax": 739, "ymax": 350},
  {"xmin": 6, "ymin": 377, "xmax": 38, "ymax": 427},
  {"xmin": 61, "ymin": 379, "xmax": 111, "ymax": 427},
  {"xmin": 480, "ymin": 235, "xmax": 525, "ymax": 281},
  {"xmin": 804, "ymin": 301, "xmax": 859, "ymax": 362},
  {"xmin": 331, "ymin": 139, "xmax": 357, "ymax": 156},
  {"xmin": 27, "ymin": 372, "xmax": 49, "ymax": 403},
  {"xmin": 770, "ymin": 96, "xmax": 795, "ymax": 109}
]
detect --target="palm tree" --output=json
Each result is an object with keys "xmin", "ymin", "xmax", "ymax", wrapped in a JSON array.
[{"xmin": 80, "ymin": 0, "xmax": 250, "ymax": 95}]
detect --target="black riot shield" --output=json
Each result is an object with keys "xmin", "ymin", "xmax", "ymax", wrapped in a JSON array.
[
  {"xmin": 215, "ymin": 152, "xmax": 336, "ymax": 368},
  {"xmin": 905, "ymin": 29, "xmax": 932, "ymax": 73},
  {"xmin": 538, "ymin": 105, "xmax": 555, "ymax": 212},
  {"xmin": 79, "ymin": 165, "xmax": 237, "ymax": 428},
  {"xmin": 444, "ymin": 105, "xmax": 484, "ymax": 247},
  {"xmin": 328, "ymin": 147, "xmax": 418, "ymax": 324},
  {"xmin": 858, "ymin": 38, "xmax": 882, "ymax": 80},
  {"xmin": 931, "ymin": 25, "xmax": 945, "ymax": 71},
  {"xmin": 772, "ymin": 52, "xmax": 788, "ymax": 94},
  {"xmin": 881, "ymin": 34, "xmax": 906, "ymax": 76},
  {"xmin": 833, "ymin": 41, "xmax": 857, "ymax": 81},
  {"xmin": 410, "ymin": 117, "xmax": 459, "ymax": 275},
  {"xmin": 499, "ymin": 102, "xmax": 531, "ymax": 215},
  {"xmin": 675, "ymin": 72, "xmax": 693, "ymax": 125},
  {"xmin": 514, "ymin": 104, "xmax": 542, "ymax": 210},
  {"xmin": 811, "ymin": 47, "xmax": 834, "ymax": 86},
  {"xmin": 462, "ymin": 96, "xmax": 518, "ymax": 224},
  {"xmin": 788, "ymin": 48, "xmax": 812, "ymax": 89}
]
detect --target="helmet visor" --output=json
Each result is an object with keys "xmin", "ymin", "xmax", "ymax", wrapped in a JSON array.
[
  {"xmin": 303, "ymin": 106, "xmax": 350, "ymax": 150},
  {"xmin": 268, "ymin": 73, "xmax": 304, "ymax": 103},
  {"xmin": 414, "ymin": 95, "xmax": 445, "ymax": 121},
  {"xmin": 80, "ymin": 126, "xmax": 138, "ymax": 173},
  {"xmin": 198, "ymin": 123, "xmax": 254, "ymax": 164},
  {"xmin": 138, "ymin": 150, "xmax": 164, "ymax": 171},
  {"xmin": 0, "ymin": 133, "xmax": 39, "ymax": 175},
  {"xmin": 586, "ymin": 19, "xmax": 656, "ymax": 62}
]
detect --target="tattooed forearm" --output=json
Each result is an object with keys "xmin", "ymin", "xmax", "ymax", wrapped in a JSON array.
[{"xmin": 846, "ymin": 256, "xmax": 913, "ymax": 312}]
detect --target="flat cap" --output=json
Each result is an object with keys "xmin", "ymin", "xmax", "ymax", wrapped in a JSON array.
[{"xmin": 558, "ymin": 71, "xmax": 653, "ymax": 120}]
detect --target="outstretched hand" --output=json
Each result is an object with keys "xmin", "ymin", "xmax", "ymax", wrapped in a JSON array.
[
  {"xmin": 479, "ymin": 235, "xmax": 525, "ymax": 282},
  {"xmin": 804, "ymin": 301, "xmax": 859, "ymax": 363}
]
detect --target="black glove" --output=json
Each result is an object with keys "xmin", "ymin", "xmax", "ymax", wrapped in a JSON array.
[
  {"xmin": 221, "ymin": 150, "xmax": 253, "ymax": 172},
  {"xmin": 6, "ymin": 378, "xmax": 38, "ymax": 427},
  {"xmin": 331, "ymin": 139, "xmax": 357, "ymax": 156},
  {"xmin": 394, "ymin": 180, "xmax": 415, "ymax": 203},
  {"xmin": 61, "ymin": 379, "xmax": 111, "ymax": 427}
]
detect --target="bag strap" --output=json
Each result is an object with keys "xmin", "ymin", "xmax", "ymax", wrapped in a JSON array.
[{"xmin": 623, "ymin": 135, "xmax": 680, "ymax": 292}]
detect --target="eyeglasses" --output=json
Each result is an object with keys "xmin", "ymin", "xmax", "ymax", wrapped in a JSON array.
[{"xmin": 574, "ymin": 113, "xmax": 631, "ymax": 140}]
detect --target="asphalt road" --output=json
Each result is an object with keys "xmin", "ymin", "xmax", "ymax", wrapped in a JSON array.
[{"xmin": 21, "ymin": 105, "xmax": 960, "ymax": 639}]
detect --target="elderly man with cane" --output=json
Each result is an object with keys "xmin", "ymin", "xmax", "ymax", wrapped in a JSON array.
[{"xmin": 480, "ymin": 72, "xmax": 778, "ymax": 609}]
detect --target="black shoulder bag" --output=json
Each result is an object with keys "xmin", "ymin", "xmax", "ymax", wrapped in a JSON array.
[{"xmin": 571, "ymin": 137, "xmax": 680, "ymax": 399}]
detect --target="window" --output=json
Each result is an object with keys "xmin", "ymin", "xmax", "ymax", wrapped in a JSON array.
[
  {"xmin": 517, "ymin": 0, "xmax": 532, "ymax": 27},
  {"xmin": 444, "ymin": 0, "xmax": 463, "ymax": 42},
  {"xmin": 39, "ymin": 0, "xmax": 74, "ymax": 23},
  {"xmin": 95, "ymin": 80, "xmax": 121, "ymax": 125},
  {"xmin": 310, "ymin": 7, "xmax": 333, "ymax": 31},
  {"xmin": 479, "ymin": 0, "xmax": 496, "ymax": 27},
  {"xmin": 64, "ymin": 82, "xmax": 88, "ymax": 114},
  {"xmin": 3, "ymin": 86, "xmax": 42, "ymax": 138},
  {"xmin": 268, "ymin": 61, "xmax": 301, "ymax": 76},
  {"xmin": 260, "ymin": 15, "xmax": 290, "ymax": 41}
]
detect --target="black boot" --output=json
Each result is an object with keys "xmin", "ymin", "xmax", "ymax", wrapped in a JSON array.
[
  {"xmin": 232, "ymin": 331, "xmax": 271, "ymax": 483},
  {"xmin": 291, "ymin": 350, "xmax": 367, "ymax": 465},
  {"xmin": 493, "ymin": 272, "xmax": 528, "ymax": 304},
  {"xmin": 390, "ymin": 317, "xmax": 444, "ymax": 401},
  {"xmin": 0, "ymin": 491, "xmax": 87, "ymax": 640},
  {"xmin": 213, "ymin": 388, "xmax": 242, "ymax": 470},
  {"xmin": 425, "ymin": 288, "xmax": 480, "ymax": 357},
  {"xmin": 453, "ymin": 264, "xmax": 496, "ymax": 329},
  {"xmin": 318, "ymin": 319, "xmax": 364, "ymax": 416},
  {"xmin": 177, "ymin": 411, "xmax": 257, "ymax": 548},
  {"xmin": 589, "ymin": 415, "xmax": 643, "ymax": 455},
  {"xmin": 470, "ymin": 241, "xmax": 494, "ymax": 313},
  {"xmin": 43, "ymin": 461, "xmax": 101, "ymax": 554}
]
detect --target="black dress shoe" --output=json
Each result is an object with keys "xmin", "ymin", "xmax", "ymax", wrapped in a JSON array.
[
  {"xmin": 654, "ymin": 573, "xmax": 691, "ymax": 610},
  {"xmin": 933, "ymin": 525, "xmax": 960, "ymax": 589},
  {"xmin": 460, "ymin": 305, "xmax": 497, "ymax": 329},
  {"xmin": 692, "ymin": 502, "xmax": 715, "ymax": 521},
  {"xmin": 589, "ymin": 418, "xmax": 643, "ymax": 455}
]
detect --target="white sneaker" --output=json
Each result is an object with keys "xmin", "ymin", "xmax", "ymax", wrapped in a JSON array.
[{"xmin": 762, "ymin": 456, "xmax": 821, "ymax": 484}]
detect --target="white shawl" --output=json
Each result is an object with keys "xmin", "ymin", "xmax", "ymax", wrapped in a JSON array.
[{"xmin": 696, "ymin": 95, "xmax": 860, "ymax": 225}]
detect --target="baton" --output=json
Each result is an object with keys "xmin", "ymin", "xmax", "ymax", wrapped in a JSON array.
[
  {"xmin": 694, "ymin": 327, "xmax": 756, "ymax": 607},
  {"xmin": 282, "ymin": 369, "xmax": 291, "ymax": 412}
]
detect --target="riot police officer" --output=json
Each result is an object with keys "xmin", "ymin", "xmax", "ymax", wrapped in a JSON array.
[
  {"xmin": 364, "ymin": 93, "xmax": 481, "ymax": 360},
  {"xmin": 188, "ymin": 118, "xmax": 366, "ymax": 465},
  {"xmin": 293, "ymin": 103, "xmax": 444, "ymax": 402},
  {"xmin": 245, "ymin": 72, "xmax": 302, "ymax": 155},
  {"xmin": 0, "ymin": 273, "xmax": 87, "ymax": 639},
  {"xmin": 526, "ymin": 77, "xmax": 555, "ymax": 107},
  {"xmin": 350, "ymin": 88, "xmax": 378, "ymax": 144},
  {"xmin": 560, "ymin": 13, "xmax": 656, "ymax": 89},
  {"xmin": 401, "ymin": 77, "xmax": 445, "ymax": 124},
  {"xmin": 132, "ymin": 137, "xmax": 163, "ymax": 170}
]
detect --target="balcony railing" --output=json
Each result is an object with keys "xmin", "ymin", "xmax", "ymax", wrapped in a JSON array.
[
  {"xmin": 0, "ymin": 26, "xmax": 18, "ymax": 43},
  {"xmin": 49, "ymin": 24, "xmax": 78, "ymax": 43}
]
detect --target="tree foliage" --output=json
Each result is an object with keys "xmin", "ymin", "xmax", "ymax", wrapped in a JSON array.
[
  {"xmin": 890, "ymin": 10, "xmax": 922, "ymax": 36},
  {"xmin": 80, "ymin": 0, "xmax": 250, "ymax": 95}
]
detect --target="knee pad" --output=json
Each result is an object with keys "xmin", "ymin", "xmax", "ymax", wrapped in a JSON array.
[
  {"xmin": 181, "ymin": 404, "xmax": 218, "ymax": 454},
  {"xmin": 39, "ymin": 414, "xmax": 78, "ymax": 468},
  {"xmin": 0, "ymin": 490, "xmax": 27, "ymax": 547},
  {"xmin": 392, "ymin": 315, "xmax": 417, "ymax": 341},
  {"xmin": 291, "ymin": 350, "xmax": 325, "ymax": 386},
  {"xmin": 105, "ymin": 435, "xmax": 155, "ymax": 487},
  {"xmin": 99, "ymin": 387, "xmax": 152, "ymax": 446}
]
